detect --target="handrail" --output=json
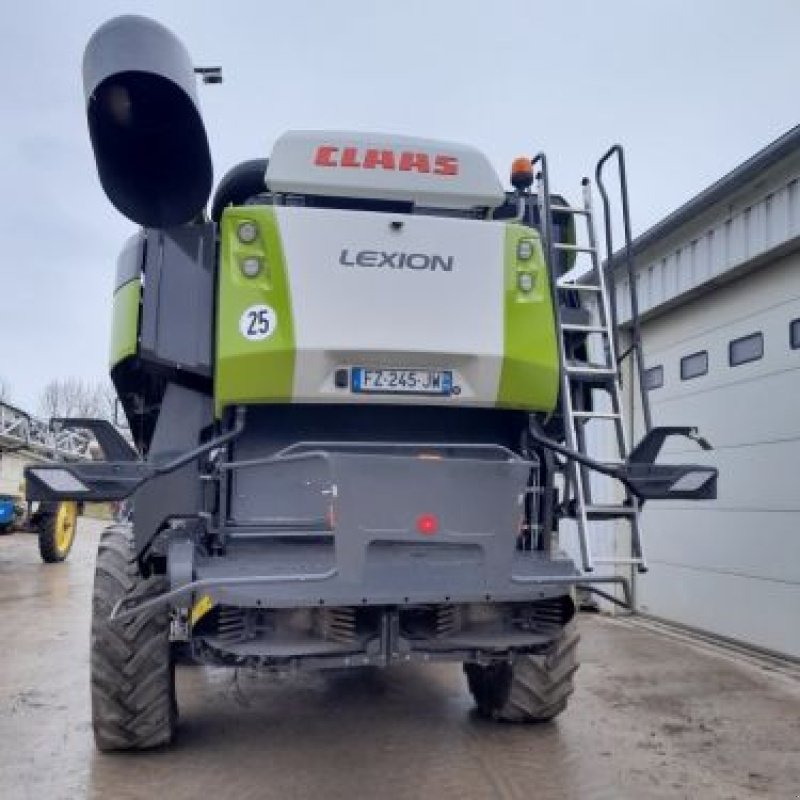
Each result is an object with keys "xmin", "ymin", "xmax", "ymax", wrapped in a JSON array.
[
  {"xmin": 530, "ymin": 153, "xmax": 555, "ymax": 279},
  {"xmin": 595, "ymin": 145, "xmax": 653, "ymax": 432}
]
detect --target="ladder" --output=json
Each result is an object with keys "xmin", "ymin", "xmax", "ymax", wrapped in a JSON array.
[
  {"xmin": 531, "ymin": 153, "xmax": 647, "ymax": 574},
  {"xmin": 0, "ymin": 400, "xmax": 93, "ymax": 461}
]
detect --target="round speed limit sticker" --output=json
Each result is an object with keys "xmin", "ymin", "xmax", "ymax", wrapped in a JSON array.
[{"xmin": 239, "ymin": 304, "xmax": 277, "ymax": 341}]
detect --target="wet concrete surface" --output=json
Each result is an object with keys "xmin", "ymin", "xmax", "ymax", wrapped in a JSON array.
[{"xmin": 1, "ymin": 519, "xmax": 799, "ymax": 800}]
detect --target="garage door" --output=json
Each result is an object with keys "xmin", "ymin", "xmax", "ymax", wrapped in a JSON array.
[{"xmin": 631, "ymin": 252, "xmax": 800, "ymax": 658}]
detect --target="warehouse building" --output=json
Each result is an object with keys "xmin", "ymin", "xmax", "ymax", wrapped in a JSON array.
[{"xmin": 608, "ymin": 125, "xmax": 800, "ymax": 659}]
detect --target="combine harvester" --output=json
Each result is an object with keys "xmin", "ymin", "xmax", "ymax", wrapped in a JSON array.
[
  {"xmin": 0, "ymin": 400, "xmax": 91, "ymax": 561},
  {"xmin": 27, "ymin": 16, "xmax": 718, "ymax": 750}
]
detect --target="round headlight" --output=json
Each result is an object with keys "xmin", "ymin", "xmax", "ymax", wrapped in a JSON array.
[
  {"xmin": 517, "ymin": 239, "xmax": 535, "ymax": 261},
  {"xmin": 241, "ymin": 256, "xmax": 262, "ymax": 278},
  {"xmin": 237, "ymin": 221, "xmax": 258, "ymax": 244}
]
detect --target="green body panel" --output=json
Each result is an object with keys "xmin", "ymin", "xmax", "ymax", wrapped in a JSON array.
[
  {"xmin": 109, "ymin": 280, "xmax": 140, "ymax": 368},
  {"xmin": 216, "ymin": 207, "xmax": 296, "ymax": 415},
  {"xmin": 498, "ymin": 226, "xmax": 559, "ymax": 411}
]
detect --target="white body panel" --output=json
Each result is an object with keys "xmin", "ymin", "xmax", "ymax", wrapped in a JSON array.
[
  {"xmin": 627, "ymin": 251, "xmax": 800, "ymax": 658},
  {"xmin": 274, "ymin": 206, "xmax": 506, "ymax": 405},
  {"xmin": 0, "ymin": 451, "xmax": 27, "ymax": 497},
  {"xmin": 267, "ymin": 130, "xmax": 505, "ymax": 210}
]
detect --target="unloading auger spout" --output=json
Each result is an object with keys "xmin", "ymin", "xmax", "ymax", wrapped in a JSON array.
[{"xmin": 83, "ymin": 15, "xmax": 213, "ymax": 227}]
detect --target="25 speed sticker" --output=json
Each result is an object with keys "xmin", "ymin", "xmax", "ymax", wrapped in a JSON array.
[{"xmin": 239, "ymin": 304, "xmax": 277, "ymax": 341}]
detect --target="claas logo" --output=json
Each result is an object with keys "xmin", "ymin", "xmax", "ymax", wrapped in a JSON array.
[{"xmin": 314, "ymin": 145, "xmax": 459, "ymax": 176}]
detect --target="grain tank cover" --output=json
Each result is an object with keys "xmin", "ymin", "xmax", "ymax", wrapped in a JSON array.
[
  {"xmin": 83, "ymin": 15, "xmax": 213, "ymax": 227},
  {"xmin": 265, "ymin": 131, "xmax": 505, "ymax": 210}
]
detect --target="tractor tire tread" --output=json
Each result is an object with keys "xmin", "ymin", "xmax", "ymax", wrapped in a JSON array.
[
  {"xmin": 91, "ymin": 523, "xmax": 175, "ymax": 751},
  {"xmin": 464, "ymin": 623, "xmax": 579, "ymax": 723}
]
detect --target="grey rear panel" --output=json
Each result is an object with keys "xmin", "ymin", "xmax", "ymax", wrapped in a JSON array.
[
  {"xmin": 193, "ymin": 409, "xmax": 577, "ymax": 607},
  {"xmin": 192, "ymin": 543, "xmax": 577, "ymax": 610}
]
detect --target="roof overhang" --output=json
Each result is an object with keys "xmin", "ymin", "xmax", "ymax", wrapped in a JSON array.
[{"xmin": 608, "ymin": 124, "xmax": 800, "ymax": 272}]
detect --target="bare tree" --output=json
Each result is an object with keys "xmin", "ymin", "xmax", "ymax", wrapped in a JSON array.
[
  {"xmin": 38, "ymin": 378, "xmax": 115, "ymax": 421},
  {"xmin": 99, "ymin": 382, "xmax": 118, "ymax": 423}
]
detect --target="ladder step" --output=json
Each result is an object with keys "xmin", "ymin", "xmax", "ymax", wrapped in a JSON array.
[
  {"xmin": 550, "ymin": 204, "xmax": 589, "ymax": 216},
  {"xmin": 565, "ymin": 363, "xmax": 617, "ymax": 379},
  {"xmin": 553, "ymin": 243, "xmax": 597, "ymax": 254},
  {"xmin": 571, "ymin": 410, "xmax": 622, "ymax": 419},
  {"xmin": 560, "ymin": 323, "xmax": 608, "ymax": 333},
  {"xmin": 556, "ymin": 280, "xmax": 602, "ymax": 292},
  {"xmin": 582, "ymin": 504, "xmax": 638, "ymax": 520}
]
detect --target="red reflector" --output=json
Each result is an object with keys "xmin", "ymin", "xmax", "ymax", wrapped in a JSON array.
[{"xmin": 416, "ymin": 514, "xmax": 439, "ymax": 536}]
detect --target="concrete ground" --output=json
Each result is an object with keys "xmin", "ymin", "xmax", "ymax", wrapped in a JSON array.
[{"xmin": 0, "ymin": 520, "xmax": 798, "ymax": 800}]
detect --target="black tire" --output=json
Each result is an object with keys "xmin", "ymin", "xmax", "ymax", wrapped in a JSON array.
[
  {"xmin": 464, "ymin": 623, "xmax": 579, "ymax": 722},
  {"xmin": 91, "ymin": 523, "xmax": 176, "ymax": 751},
  {"xmin": 38, "ymin": 501, "xmax": 78, "ymax": 563}
]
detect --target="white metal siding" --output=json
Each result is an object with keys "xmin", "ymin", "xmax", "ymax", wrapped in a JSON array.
[
  {"xmin": 630, "ymin": 250, "xmax": 800, "ymax": 657},
  {"xmin": 615, "ymin": 157, "xmax": 800, "ymax": 324}
]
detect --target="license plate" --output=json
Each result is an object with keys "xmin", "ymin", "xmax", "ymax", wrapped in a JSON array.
[{"xmin": 351, "ymin": 368, "xmax": 453, "ymax": 395}]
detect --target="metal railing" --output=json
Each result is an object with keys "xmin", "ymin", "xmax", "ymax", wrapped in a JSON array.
[
  {"xmin": 0, "ymin": 401, "xmax": 93, "ymax": 461},
  {"xmin": 596, "ymin": 144, "xmax": 653, "ymax": 433}
]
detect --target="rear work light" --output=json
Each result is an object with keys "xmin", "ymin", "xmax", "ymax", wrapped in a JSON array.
[
  {"xmin": 517, "ymin": 239, "xmax": 535, "ymax": 261},
  {"xmin": 237, "ymin": 220, "xmax": 258, "ymax": 244},
  {"xmin": 517, "ymin": 272, "xmax": 535, "ymax": 293},
  {"xmin": 240, "ymin": 256, "xmax": 262, "ymax": 278}
]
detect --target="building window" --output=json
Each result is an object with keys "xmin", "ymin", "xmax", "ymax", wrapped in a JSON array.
[
  {"xmin": 680, "ymin": 351, "xmax": 708, "ymax": 380},
  {"xmin": 729, "ymin": 332, "xmax": 763, "ymax": 367},
  {"xmin": 791, "ymin": 319, "xmax": 800, "ymax": 350},
  {"xmin": 643, "ymin": 365, "xmax": 664, "ymax": 390}
]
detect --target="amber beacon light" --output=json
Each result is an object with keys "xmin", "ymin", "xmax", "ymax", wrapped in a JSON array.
[{"xmin": 510, "ymin": 156, "xmax": 534, "ymax": 191}]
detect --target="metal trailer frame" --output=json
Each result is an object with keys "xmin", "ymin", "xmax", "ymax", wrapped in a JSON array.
[{"xmin": 0, "ymin": 401, "xmax": 93, "ymax": 461}]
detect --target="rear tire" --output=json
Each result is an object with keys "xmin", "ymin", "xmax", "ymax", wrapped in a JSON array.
[
  {"xmin": 38, "ymin": 501, "xmax": 78, "ymax": 563},
  {"xmin": 91, "ymin": 523, "xmax": 176, "ymax": 751},
  {"xmin": 464, "ymin": 623, "xmax": 579, "ymax": 722}
]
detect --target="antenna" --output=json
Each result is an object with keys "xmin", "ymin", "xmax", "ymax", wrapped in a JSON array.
[{"xmin": 194, "ymin": 66, "xmax": 223, "ymax": 85}]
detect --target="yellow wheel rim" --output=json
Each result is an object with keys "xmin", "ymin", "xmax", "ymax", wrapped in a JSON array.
[{"xmin": 55, "ymin": 501, "xmax": 78, "ymax": 554}]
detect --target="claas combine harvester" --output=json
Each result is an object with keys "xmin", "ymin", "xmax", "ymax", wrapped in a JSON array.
[{"xmin": 26, "ymin": 16, "xmax": 717, "ymax": 750}]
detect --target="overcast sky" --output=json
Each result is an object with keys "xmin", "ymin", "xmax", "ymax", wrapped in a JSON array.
[{"xmin": 1, "ymin": 0, "xmax": 797, "ymax": 413}]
